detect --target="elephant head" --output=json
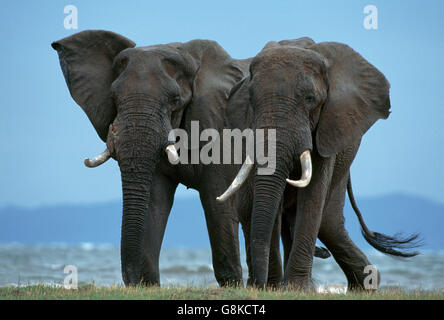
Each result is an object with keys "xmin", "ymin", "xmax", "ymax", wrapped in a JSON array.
[
  {"xmin": 52, "ymin": 30, "xmax": 242, "ymax": 286},
  {"xmin": 218, "ymin": 38, "xmax": 391, "ymax": 286}
]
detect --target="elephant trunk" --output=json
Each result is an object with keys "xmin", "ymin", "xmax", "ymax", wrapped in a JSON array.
[
  {"xmin": 250, "ymin": 153, "xmax": 287, "ymax": 286},
  {"xmin": 114, "ymin": 100, "xmax": 173, "ymax": 286},
  {"xmin": 250, "ymin": 101, "xmax": 313, "ymax": 287},
  {"xmin": 120, "ymin": 157, "xmax": 157, "ymax": 286}
]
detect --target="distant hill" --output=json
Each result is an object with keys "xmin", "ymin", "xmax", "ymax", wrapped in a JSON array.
[{"xmin": 0, "ymin": 194, "xmax": 442, "ymax": 250}]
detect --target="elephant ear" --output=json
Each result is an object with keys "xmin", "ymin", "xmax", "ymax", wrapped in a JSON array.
[
  {"xmin": 262, "ymin": 37, "xmax": 315, "ymax": 50},
  {"xmin": 181, "ymin": 40, "xmax": 247, "ymax": 130},
  {"xmin": 310, "ymin": 42, "xmax": 391, "ymax": 157},
  {"xmin": 228, "ymin": 76, "xmax": 249, "ymax": 100},
  {"xmin": 51, "ymin": 30, "xmax": 135, "ymax": 141},
  {"xmin": 278, "ymin": 37, "xmax": 315, "ymax": 48}
]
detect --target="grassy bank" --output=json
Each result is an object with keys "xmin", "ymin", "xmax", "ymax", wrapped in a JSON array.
[{"xmin": 0, "ymin": 284, "xmax": 443, "ymax": 300}]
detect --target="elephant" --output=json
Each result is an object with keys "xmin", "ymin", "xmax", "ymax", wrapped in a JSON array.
[
  {"xmin": 51, "ymin": 30, "xmax": 255, "ymax": 286},
  {"xmin": 217, "ymin": 37, "xmax": 421, "ymax": 290}
]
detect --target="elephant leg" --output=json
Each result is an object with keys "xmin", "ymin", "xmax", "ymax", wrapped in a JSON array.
[
  {"xmin": 318, "ymin": 174, "xmax": 377, "ymax": 291},
  {"xmin": 284, "ymin": 155, "xmax": 335, "ymax": 289},
  {"xmin": 281, "ymin": 206, "xmax": 295, "ymax": 271},
  {"xmin": 199, "ymin": 191, "xmax": 243, "ymax": 287},
  {"xmin": 141, "ymin": 170, "xmax": 178, "ymax": 285},
  {"xmin": 267, "ymin": 212, "xmax": 283, "ymax": 288}
]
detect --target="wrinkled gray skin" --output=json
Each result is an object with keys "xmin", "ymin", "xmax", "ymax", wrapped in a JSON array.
[
  {"xmin": 226, "ymin": 37, "xmax": 420, "ymax": 290},
  {"xmin": 52, "ymin": 30, "xmax": 254, "ymax": 286}
]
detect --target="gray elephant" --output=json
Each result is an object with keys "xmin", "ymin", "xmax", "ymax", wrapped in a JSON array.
[
  {"xmin": 218, "ymin": 37, "xmax": 421, "ymax": 290},
  {"xmin": 52, "ymin": 30, "xmax": 254, "ymax": 286}
]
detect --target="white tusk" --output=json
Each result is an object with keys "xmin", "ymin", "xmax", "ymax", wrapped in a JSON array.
[
  {"xmin": 286, "ymin": 150, "xmax": 312, "ymax": 188},
  {"xmin": 166, "ymin": 145, "xmax": 179, "ymax": 165},
  {"xmin": 84, "ymin": 149, "xmax": 111, "ymax": 168},
  {"xmin": 216, "ymin": 155, "xmax": 254, "ymax": 202}
]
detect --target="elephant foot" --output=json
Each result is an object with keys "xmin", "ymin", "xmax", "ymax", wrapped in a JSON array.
[
  {"xmin": 283, "ymin": 277, "xmax": 316, "ymax": 292},
  {"xmin": 246, "ymin": 278, "xmax": 271, "ymax": 290},
  {"xmin": 347, "ymin": 270, "xmax": 381, "ymax": 292},
  {"xmin": 218, "ymin": 278, "xmax": 244, "ymax": 288},
  {"xmin": 342, "ymin": 264, "xmax": 381, "ymax": 292},
  {"xmin": 347, "ymin": 282, "xmax": 379, "ymax": 292},
  {"xmin": 123, "ymin": 277, "xmax": 160, "ymax": 287},
  {"xmin": 266, "ymin": 280, "xmax": 284, "ymax": 290}
]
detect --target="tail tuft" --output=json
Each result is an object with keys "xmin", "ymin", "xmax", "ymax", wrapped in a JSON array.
[
  {"xmin": 361, "ymin": 230, "xmax": 423, "ymax": 258},
  {"xmin": 348, "ymin": 175, "xmax": 423, "ymax": 258}
]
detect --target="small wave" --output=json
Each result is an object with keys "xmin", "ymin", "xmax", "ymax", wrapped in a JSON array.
[
  {"xmin": 2, "ymin": 282, "xmax": 67, "ymax": 288},
  {"xmin": 80, "ymin": 243, "xmax": 94, "ymax": 251},
  {"xmin": 1, "ymin": 245, "xmax": 444, "ymax": 289},
  {"xmin": 161, "ymin": 265, "xmax": 213, "ymax": 274},
  {"xmin": 316, "ymin": 285, "xmax": 347, "ymax": 294}
]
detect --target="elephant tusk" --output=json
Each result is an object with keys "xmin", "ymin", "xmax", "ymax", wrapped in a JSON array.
[
  {"xmin": 286, "ymin": 150, "xmax": 312, "ymax": 188},
  {"xmin": 216, "ymin": 155, "xmax": 254, "ymax": 202},
  {"xmin": 165, "ymin": 144, "xmax": 180, "ymax": 165},
  {"xmin": 84, "ymin": 148, "xmax": 111, "ymax": 168}
]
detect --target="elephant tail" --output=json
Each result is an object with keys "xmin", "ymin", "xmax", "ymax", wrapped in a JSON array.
[{"xmin": 347, "ymin": 176, "xmax": 422, "ymax": 258}]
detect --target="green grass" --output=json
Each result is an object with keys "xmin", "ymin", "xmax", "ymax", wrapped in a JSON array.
[{"xmin": 0, "ymin": 284, "xmax": 443, "ymax": 300}]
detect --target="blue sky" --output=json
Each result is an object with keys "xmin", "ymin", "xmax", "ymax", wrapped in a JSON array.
[{"xmin": 0, "ymin": 0, "xmax": 443, "ymax": 207}]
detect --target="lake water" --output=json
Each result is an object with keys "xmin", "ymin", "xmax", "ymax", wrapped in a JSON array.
[{"xmin": 0, "ymin": 243, "xmax": 443, "ymax": 291}]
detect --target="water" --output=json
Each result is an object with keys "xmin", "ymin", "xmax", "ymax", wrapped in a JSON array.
[{"xmin": 0, "ymin": 243, "xmax": 443, "ymax": 291}]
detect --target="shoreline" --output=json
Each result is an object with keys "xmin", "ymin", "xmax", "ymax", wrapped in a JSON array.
[{"xmin": 1, "ymin": 284, "xmax": 443, "ymax": 300}]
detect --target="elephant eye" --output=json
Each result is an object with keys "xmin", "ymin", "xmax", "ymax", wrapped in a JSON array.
[
  {"xmin": 114, "ymin": 57, "xmax": 128, "ymax": 74},
  {"xmin": 305, "ymin": 93, "xmax": 316, "ymax": 103},
  {"xmin": 169, "ymin": 94, "xmax": 181, "ymax": 105}
]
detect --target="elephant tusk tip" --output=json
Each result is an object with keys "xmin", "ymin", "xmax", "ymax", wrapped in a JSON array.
[
  {"xmin": 286, "ymin": 178, "xmax": 310, "ymax": 188},
  {"xmin": 84, "ymin": 158, "xmax": 93, "ymax": 168},
  {"xmin": 216, "ymin": 194, "xmax": 230, "ymax": 202},
  {"xmin": 84, "ymin": 157, "xmax": 101, "ymax": 168},
  {"xmin": 165, "ymin": 145, "xmax": 180, "ymax": 165},
  {"xmin": 167, "ymin": 155, "xmax": 180, "ymax": 165},
  {"xmin": 216, "ymin": 156, "xmax": 254, "ymax": 202},
  {"xmin": 286, "ymin": 150, "xmax": 312, "ymax": 188},
  {"xmin": 83, "ymin": 149, "xmax": 111, "ymax": 168}
]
